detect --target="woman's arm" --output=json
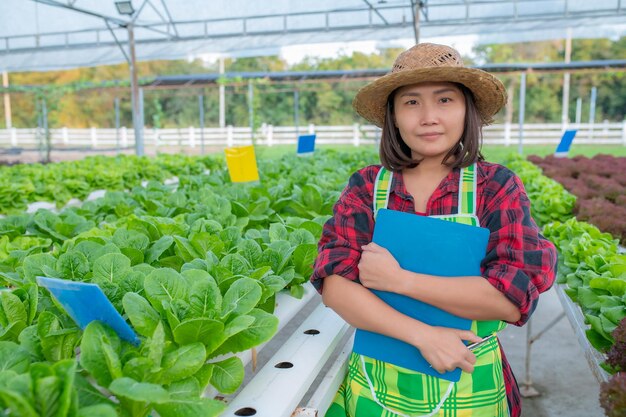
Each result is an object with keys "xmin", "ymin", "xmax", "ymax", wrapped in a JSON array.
[
  {"xmin": 400, "ymin": 272, "xmax": 521, "ymax": 322},
  {"xmin": 322, "ymin": 273, "xmax": 483, "ymax": 374},
  {"xmin": 358, "ymin": 243, "xmax": 520, "ymax": 322},
  {"xmin": 310, "ymin": 167, "xmax": 497, "ymax": 373},
  {"xmin": 357, "ymin": 168, "xmax": 557, "ymax": 326}
]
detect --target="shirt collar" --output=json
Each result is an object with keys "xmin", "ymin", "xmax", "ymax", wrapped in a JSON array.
[{"xmin": 390, "ymin": 161, "xmax": 488, "ymax": 199}]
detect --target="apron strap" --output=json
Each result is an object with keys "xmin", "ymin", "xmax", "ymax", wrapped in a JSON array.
[
  {"xmin": 457, "ymin": 163, "xmax": 478, "ymax": 216},
  {"xmin": 373, "ymin": 166, "xmax": 393, "ymax": 220},
  {"xmin": 374, "ymin": 163, "xmax": 479, "ymax": 218}
]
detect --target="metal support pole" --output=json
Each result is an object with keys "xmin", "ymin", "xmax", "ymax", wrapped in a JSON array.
[
  {"xmin": 504, "ymin": 79, "xmax": 515, "ymax": 146},
  {"xmin": 36, "ymin": 99, "xmax": 42, "ymax": 158},
  {"xmin": 42, "ymin": 99, "xmax": 50, "ymax": 162},
  {"xmin": 115, "ymin": 97, "xmax": 121, "ymax": 154},
  {"xmin": 219, "ymin": 57, "xmax": 226, "ymax": 128},
  {"xmin": 411, "ymin": 0, "xmax": 422, "ymax": 44},
  {"xmin": 589, "ymin": 86, "xmax": 597, "ymax": 140},
  {"xmin": 575, "ymin": 97, "xmax": 582, "ymax": 125},
  {"xmin": 42, "ymin": 99, "xmax": 48, "ymax": 143},
  {"xmin": 529, "ymin": 312, "xmax": 566, "ymax": 344},
  {"xmin": 139, "ymin": 87, "xmax": 145, "ymax": 150},
  {"xmin": 128, "ymin": 24, "xmax": 144, "ymax": 156},
  {"xmin": 520, "ymin": 318, "xmax": 540, "ymax": 397},
  {"xmin": 561, "ymin": 28, "xmax": 572, "ymax": 129},
  {"xmin": 36, "ymin": 99, "xmax": 41, "ymax": 129},
  {"xmin": 248, "ymin": 79, "xmax": 254, "ymax": 142},
  {"xmin": 198, "ymin": 94, "xmax": 205, "ymax": 154},
  {"xmin": 2, "ymin": 71, "xmax": 11, "ymax": 129},
  {"xmin": 518, "ymin": 72, "xmax": 527, "ymax": 155},
  {"xmin": 294, "ymin": 89, "xmax": 300, "ymax": 138},
  {"xmin": 521, "ymin": 310, "xmax": 566, "ymax": 397}
]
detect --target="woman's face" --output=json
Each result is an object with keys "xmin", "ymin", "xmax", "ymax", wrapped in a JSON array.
[{"xmin": 392, "ymin": 81, "xmax": 466, "ymax": 163}]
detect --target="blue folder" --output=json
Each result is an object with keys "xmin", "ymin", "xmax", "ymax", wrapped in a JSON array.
[
  {"xmin": 352, "ymin": 209, "xmax": 490, "ymax": 382},
  {"xmin": 37, "ymin": 276, "xmax": 140, "ymax": 345}
]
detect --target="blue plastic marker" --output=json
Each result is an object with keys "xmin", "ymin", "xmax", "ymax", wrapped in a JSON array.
[
  {"xmin": 297, "ymin": 134, "xmax": 316, "ymax": 155},
  {"xmin": 554, "ymin": 129, "xmax": 577, "ymax": 158},
  {"xmin": 36, "ymin": 276, "xmax": 140, "ymax": 345}
]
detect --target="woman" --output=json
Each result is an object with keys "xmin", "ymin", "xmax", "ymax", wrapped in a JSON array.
[{"xmin": 311, "ymin": 43, "xmax": 557, "ymax": 417}]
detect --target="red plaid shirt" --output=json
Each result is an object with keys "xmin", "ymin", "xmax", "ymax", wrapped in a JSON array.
[{"xmin": 311, "ymin": 161, "xmax": 557, "ymax": 417}]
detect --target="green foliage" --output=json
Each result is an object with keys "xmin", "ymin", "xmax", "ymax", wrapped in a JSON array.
[
  {"xmin": 543, "ymin": 218, "xmax": 625, "ymax": 353},
  {"xmin": 209, "ymin": 357, "xmax": 244, "ymax": 395},
  {"xmin": 504, "ymin": 154, "xmax": 626, "ymax": 379},
  {"xmin": 474, "ymin": 38, "xmax": 626, "ymax": 123},
  {"xmin": 5, "ymin": 145, "xmax": 620, "ymax": 415},
  {"xmin": 0, "ymin": 357, "xmax": 115, "ymax": 417},
  {"xmin": 0, "ymin": 148, "xmax": 378, "ymax": 416},
  {"xmin": 0, "ymin": 153, "xmax": 221, "ymax": 215},
  {"xmin": 0, "ymin": 341, "xmax": 30, "ymax": 372},
  {"xmin": 501, "ymin": 154, "xmax": 576, "ymax": 226}
]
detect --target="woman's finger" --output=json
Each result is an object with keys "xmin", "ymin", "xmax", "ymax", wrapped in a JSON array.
[
  {"xmin": 459, "ymin": 330, "xmax": 482, "ymax": 344},
  {"xmin": 433, "ymin": 365, "xmax": 445, "ymax": 374},
  {"xmin": 362, "ymin": 242, "xmax": 383, "ymax": 251},
  {"xmin": 460, "ymin": 361, "xmax": 475, "ymax": 374}
]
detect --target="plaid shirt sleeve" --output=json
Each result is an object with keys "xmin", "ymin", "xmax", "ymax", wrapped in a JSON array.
[
  {"xmin": 479, "ymin": 167, "xmax": 558, "ymax": 327},
  {"xmin": 310, "ymin": 166, "xmax": 378, "ymax": 293}
]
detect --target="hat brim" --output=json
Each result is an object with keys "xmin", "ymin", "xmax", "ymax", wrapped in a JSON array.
[{"xmin": 353, "ymin": 67, "xmax": 507, "ymax": 128}]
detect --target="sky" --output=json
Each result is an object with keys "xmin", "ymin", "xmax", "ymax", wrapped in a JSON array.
[
  {"xmin": 196, "ymin": 35, "xmax": 479, "ymax": 68},
  {"xmin": 278, "ymin": 35, "xmax": 479, "ymax": 65}
]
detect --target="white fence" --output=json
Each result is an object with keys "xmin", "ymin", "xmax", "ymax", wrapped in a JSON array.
[{"xmin": 1, "ymin": 122, "xmax": 625, "ymax": 149}]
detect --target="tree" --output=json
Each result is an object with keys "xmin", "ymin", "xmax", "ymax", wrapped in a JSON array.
[
  {"xmin": 2, "ymin": 39, "xmax": 624, "ymax": 129},
  {"xmin": 474, "ymin": 38, "xmax": 626, "ymax": 123}
]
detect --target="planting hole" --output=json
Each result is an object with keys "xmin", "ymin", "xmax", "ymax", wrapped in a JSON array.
[
  {"xmin": 275, "ymin": 361, "xmax": 294, "ymax": 369},
  {"xmin": 235, "ymin": 408, "xmax": 257, "ymax": 416},
  {"xmin": 304, "ymin": 329, "xmax": 320, "ymax": 335}
]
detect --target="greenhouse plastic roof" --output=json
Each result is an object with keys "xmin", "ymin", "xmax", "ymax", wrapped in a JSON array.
[{"xmin": 1, "ymin": 0, "xmax": 625, "ymax": 72}]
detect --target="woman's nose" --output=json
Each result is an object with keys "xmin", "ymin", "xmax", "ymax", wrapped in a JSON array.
[{"xmin": 419, "ymin": 104, "xmax": 438, "ymax": 125}]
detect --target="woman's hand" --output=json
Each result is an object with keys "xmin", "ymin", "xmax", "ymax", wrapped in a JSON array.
[
  {"xmin": 412, "ymin": 326, "xmax": 483, "ymax": 374},
  {"xmin": 358, "ymin": 242, "xmax": 403, "ymax": 292}
]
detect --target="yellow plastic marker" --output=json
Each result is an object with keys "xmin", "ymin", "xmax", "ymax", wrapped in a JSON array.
[{"xmin": 224, "ymin": 145, "xmax": 260, "ymax": 183}]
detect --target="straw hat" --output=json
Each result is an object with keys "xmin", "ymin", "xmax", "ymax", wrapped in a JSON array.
[{"xmin": 353, "ymin": 43, "xmax": 507, "ymax": 127}]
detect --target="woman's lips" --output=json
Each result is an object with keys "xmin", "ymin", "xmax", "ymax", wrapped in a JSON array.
[{"xmin": 418, "ymin": 132, "xmax": 443, "ymax": 140}]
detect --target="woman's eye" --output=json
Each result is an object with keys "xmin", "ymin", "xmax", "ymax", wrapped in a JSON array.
[
  {"xmin": 440, "ymin": 97, "xmax": 452, "ymax": 103},
  {"xmin": 406, "ymin": 99, "xmax": 418, "ymax": 105}
]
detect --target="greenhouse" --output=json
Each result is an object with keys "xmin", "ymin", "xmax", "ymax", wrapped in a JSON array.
[{"xmin": 0, "ymin": 1, "xmax": 625, "ymax": 417}]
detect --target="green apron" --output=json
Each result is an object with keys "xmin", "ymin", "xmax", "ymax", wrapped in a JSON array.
[{"xmin": 326, "ymin": 164, "xmax": 509, "ymax": 417}]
